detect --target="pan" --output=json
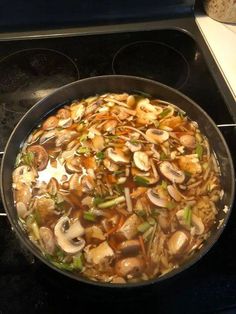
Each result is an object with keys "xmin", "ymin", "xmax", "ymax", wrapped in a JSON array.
[{"xmin": 0, "ymin": 75, "xmax": 234, "ymax": 287}]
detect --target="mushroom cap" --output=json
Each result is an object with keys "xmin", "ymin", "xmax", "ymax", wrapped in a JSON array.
[
  {"xmin": 167, "ymin": 185, "xmax": 182, "ymax": 202},
  {"xmin": 133, "ymin": 151, "xmax": 150, "ymax": 171},
  {"xmin": 42, "ymin": 116, "xmax": 58, "ymax": 130},
  {"xmin": 39, "ymin": 227, "xmax": 56, "ymax": 255},
  {"xmin": 159, "ymin": 161, "xmax": 185, "ymax": 184},
  {"xmin": 146, "ymin": 128, "xmax": 169, "ymax": 144},
  {"xmin": 54, "ymin": 216, "xmax": 85, "ymax": 254},
  {"xmin": 27, "ymin": 145, "xmax": 49, "ymax": 171},
  {"xmin": 167, "ymin": 230, "xmax": 189, "ymax": 256},
  {"xmin": 115, "ymin": 257, "xmax": 144, "ymax": 278},
  {"xmin": 179, "ymin": 134, "xmax": 196, "ymax": 149},
  {"xmin": 118, "ymin": 240, "xmax": 140, "ymax": 256},
  {"xmin": 147, "ymin": 188, "xmax": 169, "ymax": 208},
  {"xmin": 106, "ymin": 147, "xmax": 130, "ymax": 164}
]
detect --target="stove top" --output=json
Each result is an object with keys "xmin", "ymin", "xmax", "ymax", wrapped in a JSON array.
[{"xmin": 0, "ymin": 18, "xmax": 236, "ymax": 314}]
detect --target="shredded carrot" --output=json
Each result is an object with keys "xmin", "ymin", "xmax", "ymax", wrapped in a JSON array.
[
  {"xmin": 106, "ymin": 215, "xmax": 125, "ymax": 236},
  {"xmin": 139, "ymin": 235, "xmax": 148, "ymax": 263},
  {"xmin": 130, "ymin": 187, "xmax": 148, "ymax": 198},
  {"xmin": 108, "ymin": 238, "xmax": 118, "ymax": 251},
  {"xmin": 116, "ymin": 130, "xmax": 130, "ymax": 135},
  {"xmin": 117, "ymin": 215, "xmax": 125, "ymax": 229},
  {"xmin": 94, "ymin": 114, "xmax": 112, "ymax": 120},
  {"xmin": 107, "ymin": 174, "xmax": 117, "ymax": 184},
  {"xmin": 68, "ymin": 123, "xmax": 78, "ymax": 130},
  {"xmin": 106, "ymin": 225, "xmax": 118, "ymax": 236}
]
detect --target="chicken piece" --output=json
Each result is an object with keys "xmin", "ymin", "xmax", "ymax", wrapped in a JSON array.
[
  {"xmin": 178, "ymin": 155, "xmax": 202, "ymax": 175},
  {"xmin": 36, "ymin": 197, "xmax": 56, "ymax": 225},
  {"xmin": 85, "ymin": 226, "xmax": 106, "ymax": 241},
  {"xmin": 117, "ymin": 214, "xmax": 141, "ymax": 240},
  {"xmin": 85, "ymin": 241, "xmax": 114, "ymax": 265}
]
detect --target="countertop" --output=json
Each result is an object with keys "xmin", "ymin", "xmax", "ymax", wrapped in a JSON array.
[{"xmin": 195, "ymin": 13, "xmax": 236, "ymax": 101}]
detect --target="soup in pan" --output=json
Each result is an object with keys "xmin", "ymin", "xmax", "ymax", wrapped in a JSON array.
[{"xmin": 12, "ymin": 92, "xmax": 223, "ymax": 283}]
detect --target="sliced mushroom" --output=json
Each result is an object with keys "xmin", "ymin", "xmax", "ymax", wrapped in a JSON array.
[
  {"xmin": 115, "ymin": 257, "xmax": 144, "ymax": 278},
  {"xmin": 106, "ymin": 148, "xmax": 130, "ymax": 164},
  {"xmin": 71, "ymin": 102, "xmax": 85, "ymax": 122},
  {"xmin": 56, "ymin": 108, "xmax": 71, "ymax": 119},
  {"xmin": 118, "ymin": 239, "xmax": 140, "ymax": 256},
  {"xmin": 179, "ymin": 135, "xmax": 196, "ymax": 149},
  {"xmin": 16, "ymin": 201, "xmax": 32, "ymax": 219},
  {"xmin": 167, "ymin": 231, "xmax": 189, "ymax": 256},
  {"xmin": 39, "ymin": 227, "xmax": 56, "ymax": 255},
  {"xmin": 91, "ymin": 135, "xmax": 105, "ymax": 152},
  {"xmin": 65, "ymin": 157, "xmax": 82, "ymax": 173},
  {"xmin": 146, "ymin": 129, "xmax": 169, "ymax": 144},
  {"xmin": 55, "ymin": 130, "xmax": 78, "ymax": 147},
  {"xmin": 81, "ymin": 175, "xmax": 95, "ymax": 193},
  {"xmin": 103, "ymin": 158, "xmax": 119, "ymax": 171},
  {"xmin": 27, "ymin": 145, "xmax": 49, "ymax": 171},
  {"xmin": 125, "ymin": 141, "xmax": 141, "ymax": 152},
  {"xmin": 47, "ymin": 178, "xmax": 59, "ymax": 196},
  {"xmin": 42, "ymin": 116, "xmax": 58, "ymax": 130},
  {"xmin": 159, "ymin": 161, "xmax": 185, "ymax": 184},
  {"xmin": 54, "ymin": 216, "xmax": 85, "ymax": 254},
  {"xmin": 58, "ymin": 117, "xmax": 73, "ymax": 128},
  {"xmin": 69, "ymin": 173, "xmax": 81, "ymax": 191},
  {"xmin": 39, "ymin": 130, "xmax": 57, "ymax": 145},
  {"xmin": 167, "ymin": 185, "xmax": 182, "ymax": 202},
  {"xmin": 147, "ymin": 188, "xmax": 169, "ymax": 208},
  {"xmin": 85, "ymin": 241, "xmax": 114, "ymax": 265},
  {"xmin": 133, "ymin": 151, "xmax": 150, "ymax": 171}
]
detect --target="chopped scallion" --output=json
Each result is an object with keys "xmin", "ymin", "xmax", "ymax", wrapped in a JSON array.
[
  {"xmin": 133, "ymin": 176, "xmax": 149, "ymax": 186},
  {"xmin": 72, "ymin": 253, "xmax": 83, "ymax": 270},
  {"xmin": 93, "ymin": 196, "xmax": 105, "ymax": 206},
  {"xmin": 147, "ymin": 217, "xmax": 156, "ymax": 226},
  {"xmin": 161, "ymin": 180, "xmax": 168, "ymax": 190},
  {"xmin": 22, "ymin": 152, "xmax": 34, "ymax": 166},
  {"xmin": 83, "ymin": 211, "xmax": 96, "ymax": 222},
  {"xmin": 52, "ymin": 261, "xmax": 73, "ymax": 271},
  {"xmin": 160, "ymin": 108, "xmax": 171, "ymax": 118},
  {"xmin": 137, "ymin": 222, "xmax": 151, "ymax": 233},
  {"xmin": 160, "ymin": 152, "xmax": 167, "ymax": 161},
  {"xmin": 196, "ymin": 143, "xmax": 203, "ymax": 160},
  {"xmin": 114, "ymin": 170, "xmax": 125, "ymax": 175},
  {"xmin": 80, "ymin": 133, "xmax": 88, "ymax": 142},
  {"xmin": 96, "ymin": 151, "xmax": 105, "ymax": 160},
  {"xmin": 183, "ymin": 206, "xmax": 192, "ymax": 226},
  {"xmin": 76, "ymin": 147, "xmax": 90, "ymax": 154},
  {"xmin": 167, "ymin": 202, "xmax": 176, "ymax": 210}
]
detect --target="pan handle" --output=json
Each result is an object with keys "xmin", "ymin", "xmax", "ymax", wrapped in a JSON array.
[
  {"xmin": 217, "ymin": 124, "xmax": 236, "ymax": 128},
  {"xmin": 0, "ymin": 151, "xmax": 7, "ymax": 216}
]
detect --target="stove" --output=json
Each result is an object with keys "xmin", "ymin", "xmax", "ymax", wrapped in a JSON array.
[{"xmin": 0, "ymin": 11, "xmax": 236, "ymax": 314}]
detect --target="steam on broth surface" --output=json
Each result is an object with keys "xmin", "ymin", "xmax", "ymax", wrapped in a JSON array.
[{"xmin": 12, "ymin": 92, "xmax": 222, "ymax": 283}]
